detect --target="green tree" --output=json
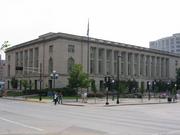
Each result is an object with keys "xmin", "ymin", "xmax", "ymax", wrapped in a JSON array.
[
  {"xmin": 11, "ymin": 77, "xmax": 18, "ymax": 89},
  {"xmin": 140, "ymin": 82, "xmax": 145, "ymax": 102},
  {"xmin": 68, "ymin": 64, "xmax": 91, "ymax": 102},
  {"xmin": 21, "ymin": 80, "xmax": 29, "ymax": 91},
  {"xmin": 176, "ymin": 68, "xmax": 180, "ymax": 89},
  {"xmin": 116, "ymin": 81, "xmax": 127, "ymax": 104},
  {"xmin": 91, "ymin": 79, "xmax": 97, "ymax": 103},
  {"xmin": 0, "ymin": 41, "xmax": 11, "ymax": 54}
]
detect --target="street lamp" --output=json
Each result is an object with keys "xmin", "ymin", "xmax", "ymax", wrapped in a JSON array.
[
  {"xmin": 153, "ymin": 80, "xmax": 156, "ymax": 97},
  {"xmin": 50, "ymin": 70, "xmax": 59, "ymax": 89},
  {"xmin": 117, "ymin": 55, "xmax": 122, "ymax": 104},
  {"xmin": 148, "ymin": 81, "xmax": 151, "ymax": 100},
  {"xmin": 112, "ymin": 79, "xmax": 115, "ymax": 101},
  {"xmin": 104, "ymin": 76, "xmax": 111, "ymax": 105}
]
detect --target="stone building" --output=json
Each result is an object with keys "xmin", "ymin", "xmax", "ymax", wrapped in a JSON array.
[
  {"xmin": 5, "ymin": 32, "xmax": 180, "ymax": 90},
  {"xmin": 0, "ymin": 54, "xmax": 6, "ymax": 81}
]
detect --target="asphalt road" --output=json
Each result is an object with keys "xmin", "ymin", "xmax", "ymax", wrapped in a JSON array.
[{"xmin": 0, "ymin": 99, "xmax": 180, "ymax": 135}]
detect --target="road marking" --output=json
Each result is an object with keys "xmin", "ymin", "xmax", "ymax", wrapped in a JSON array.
[{"xmin": 0, "ymin": 117, "xmax": 44, "ymax": 132}]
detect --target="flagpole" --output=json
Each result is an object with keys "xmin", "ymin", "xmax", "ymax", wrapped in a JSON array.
[{"xmin": 87, "ymin": 19, "xmax": 90, "ymax": 74}]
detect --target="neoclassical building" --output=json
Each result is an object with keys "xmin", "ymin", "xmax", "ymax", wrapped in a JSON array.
[{"xmin": 5, "ymin": 32, "xmax": 180, "ymax": 90}]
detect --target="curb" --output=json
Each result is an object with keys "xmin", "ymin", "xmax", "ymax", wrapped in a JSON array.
[
  {"xmin": 104, "ymin": 101, "xmax": 177, "ymax": 107},
  {"xmin": 1, "ymin": 97, "xmax": 48, "ymax": 104},
  {"xmin": 1, "ymin": 97, "xmax": 179, "ymax": 107}
]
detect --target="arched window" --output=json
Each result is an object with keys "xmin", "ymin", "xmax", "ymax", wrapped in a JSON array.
[
  {"xmin": 68, "ymin": 57, "xmax": 75, "ymax": 73},
  {"xmin": 49, "ymin": 57, "xmax": 53, "ymax": 74}
]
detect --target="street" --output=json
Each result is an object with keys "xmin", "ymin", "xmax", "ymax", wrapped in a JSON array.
[{"xmin": 0, "ymin": 99, "xmax": 180, "ymax": 135}]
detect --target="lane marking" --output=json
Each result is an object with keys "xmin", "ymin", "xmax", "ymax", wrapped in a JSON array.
[{"xmin": 0, "ymin": 117, "xmax": 44, "ymax": 132}]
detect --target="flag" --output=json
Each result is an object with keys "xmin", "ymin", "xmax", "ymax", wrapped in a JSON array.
[{"xmin": 87, "ymin": 19, "xmax": 89, "ymax": 36}]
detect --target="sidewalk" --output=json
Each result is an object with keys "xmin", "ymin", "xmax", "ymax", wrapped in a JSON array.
[{"xmin": 1, "ymin": 96, "xmax": 179, "ymax": 107}]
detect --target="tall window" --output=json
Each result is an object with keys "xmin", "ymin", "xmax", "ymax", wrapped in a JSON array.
[
  {"xmin": 134, "ymin": 54, "xmax": 138, "ymax": 76},
  {"xmin": 49, "ymin": 45, "xmax": 53, "ymax": 54},
  {"xmin": 114, "ymin": 51, "xmax": 118, "ymax": 75},
  {"xmin": 145, "ymin": 56, "xmax": 148, "ymax": 77},
  {"xmin": 106, "ymin": 50, "xmax": 112, "ymax": 75},
  {"xmin": 15, "ymin": 52, "xmax": 19, "ymax": 74},
  {"xmin": 140, "ymin": 55, "xmax": 144, "ymax": 76},
  {"xmin": 90, "ymin": 47, "xmax": 96, "ymax": 74},
  {"xmin": 156, "ymin": 58, "xmax": 160, "ymax": 77},
  {"xmin": 20, "ymin": 51, "xmax": 23, "ymax": 74},
  {"xmin": 98, "ymin": 49, "xmax": 104, "ymax": 74},
  {"xmin": 128, "ymin": 53, "xmax": 132, "ymax": 75},
  {"xmin": 151, "ymin": 57, "xmax": 155, "ymax": 77},
  {"xmin": 8, "ymin": 64, "xmax": 10, "ymax": 77},
  {"xmin": 29, "ymin": 49, "xmax": 33, "ymax": 73},
  {"xmin": 68, "ymin": 57, "xmax": 75, "ymax": 73},
  {"xmin": 49, "ymin": 57, "xmax": 53, "ymax": 74},
  {"xmin": 68, "ymin": 45, "xmax": 75, "ymax": 53},
  {"xmin": 161, "ymin": 58, "xmax": 164, "ymax": 77},
  {"xmin": 34, "ymin": 47, "xmax": 39, "ymax": 71},
  {"xmin": 24, "ymin": 50, "xmax": 28, "ymax": 75},
  {"xmin": 121, "ymin": 52, "xmax": 125, "ymax": 75}
]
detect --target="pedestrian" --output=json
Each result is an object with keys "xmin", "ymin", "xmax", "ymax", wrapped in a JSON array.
[
  {"xmin": 58, "ymin": 92, "xmax": 63, "ymax": 104},
  {"xmin": 54, "ymin": 92, "xmax": 58, "ymax": 105}
]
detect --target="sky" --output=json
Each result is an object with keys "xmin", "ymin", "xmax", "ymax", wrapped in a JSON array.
[{"xmin": 1, "ymin": 0, "xmax": 180, "ymax": 59}]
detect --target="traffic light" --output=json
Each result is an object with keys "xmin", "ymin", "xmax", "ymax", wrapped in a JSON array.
[{"xmin": 147, "ymin": 81, "xmax": 149, "ymax": 90}]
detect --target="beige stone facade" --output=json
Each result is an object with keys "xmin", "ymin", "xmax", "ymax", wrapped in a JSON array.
[
  {"xmin": 5, "ymin": 32, "xmax": 180, "ymax": 90},
  {"xmin": 0, "ymin": 54, "xmax": 6, "ymax": 81}
]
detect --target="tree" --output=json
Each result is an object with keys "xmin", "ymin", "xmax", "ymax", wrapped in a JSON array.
[
  {"xmin": 11, "ymin": 77, "xmax": 18, "ymax": 89},
  {"xmin": 0, "ymin": 41, "xmax": 10, "ymax": 54},
  {"xmin": 21, "ymin": 80, "xmax": 29, "ymax": 91},
  {"xmin": 91, "ymin": 79, "xmax": 97, "ymax": 103},
  {"xmin": 116, "ymin": 81, "xmax": 127, "ymax": 104},
  {"xmin": 140, "ymin": 82, "xmax": 145, "ymax": 102},
  {"xmin": 68, "ymin": 64, "xmax": 91, "ymax": 102},
  {"xmin": 176, "ymin": 68, "xmax": 180, "ymax": 89}
]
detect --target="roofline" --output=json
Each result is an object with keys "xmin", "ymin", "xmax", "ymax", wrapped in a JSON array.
[{"xmin": 5, "ymin": 32, "xmax": 180, "ymax": 58}]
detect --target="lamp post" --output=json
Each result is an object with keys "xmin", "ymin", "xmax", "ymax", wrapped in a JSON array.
[
  {"xmin": 50, "ymin": 70, "xmax": 59, "ymax": 89},
  {"xmin": 153, "ymin": 80, "xmax": 156, "ymax": 97},
  {"xmin": 117, "ymin": 55, "xmax": 122, "ymax": 104},
  {"xmin": 104, "ymin": 76, "xmax": 111, "ymax": 105},
  {"xmin": 148, "ymin": 81, "xmax": 151, "ymax": 100},
  {"xmin": 112, "ymin": 79, "xmax": 115, "ymax": 101}
]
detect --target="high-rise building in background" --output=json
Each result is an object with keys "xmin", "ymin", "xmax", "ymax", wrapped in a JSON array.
[{"xmin": 149, "ymin": 33, "xmax": 180, "ymax": 54}]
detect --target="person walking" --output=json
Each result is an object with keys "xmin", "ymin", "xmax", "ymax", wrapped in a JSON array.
[
  {"xmin": 54, "ymin": 93, "xmax": 58, "ymax": 105},
  {"xmin": 58, "ymin": 92, "xmax": 63, "ymax": 104}
]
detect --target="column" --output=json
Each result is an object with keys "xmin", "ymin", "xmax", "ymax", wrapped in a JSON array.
[
  {"xmin": 137, "ymin": 54, "xmax": 140, "ymax": 77},
  {"xmin": 111, "ymin": 50, "xmax": 114, "ymax": 75},
  {"xmin": 166, "ymin": 58, "xmax": 169, "ymax": 78},
  {"xmin": 132, "ymin": 53, "xmax": 135, "ymax": 76},
  {"xmin": 143, "ymin": 55, "xmax": 146, "ymax": 77},
  {"xmin": 159, "ymin": 58, "xmax": 161, "ymax": 78},
  {"xmin": 164, "ymin": 58, "xmax": 166, "ymax": 78},
  {"xmin": 154, "ymin": 57, "xmax": 157, "ymax": 79},
  {"xmin": 149, "ymin": 56, "xmax": 151, "ymax": 78},
  {"xmin": 125, "ymin": 52, "xmax": 128, "ymax": 77},
  {"xmin": 103, "ymin": 49, "xmax": 107, "ymax": 75},
  {"xmin": 118, "ymin": 51, "xmax": 121, "ymax": 78},
  {"xmin": 95, "ymin": 48, "xmax": 99, "ymax": 74}
]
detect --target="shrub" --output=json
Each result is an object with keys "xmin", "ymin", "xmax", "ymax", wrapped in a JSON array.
[
  {"xmin": 87, "ymin": 92, "xmax": 104, "ymax": 98},
  {"xmin": 6, "ymin": 90, "xmax": 23, "ymax": 96}
]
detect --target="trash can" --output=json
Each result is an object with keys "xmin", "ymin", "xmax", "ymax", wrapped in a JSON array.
[{"xmin": 168, "ymin": 97, "xmax": 172, "ymax": 103}]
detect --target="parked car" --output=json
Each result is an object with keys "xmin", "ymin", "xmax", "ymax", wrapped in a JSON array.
[{"xmin": 159, "ymin": 93, "xmax": 167, "ymax": 98}]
